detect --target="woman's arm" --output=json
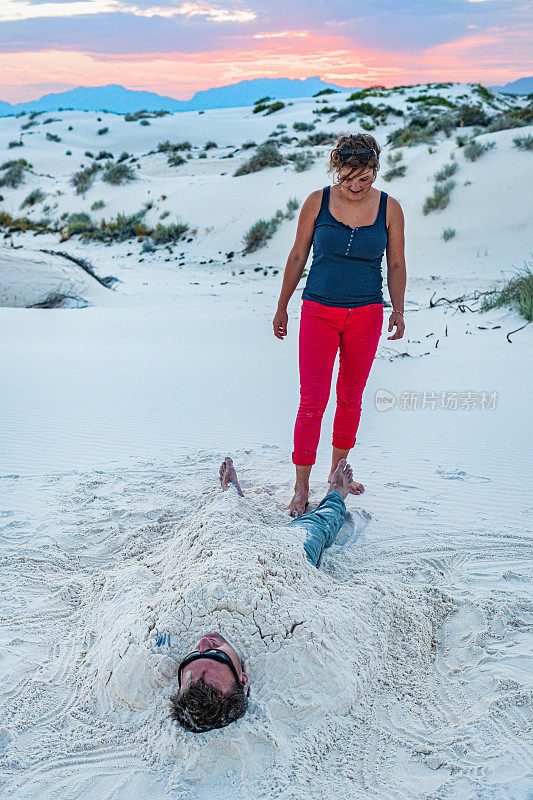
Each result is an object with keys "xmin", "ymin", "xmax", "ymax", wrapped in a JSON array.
[
  {"xmin": 385, "ymin": 196, "xmax": 406, "ymax": 340},
  {"xmin": 273, "ymin": 191, "xmax": 321, "ymax": 340}
]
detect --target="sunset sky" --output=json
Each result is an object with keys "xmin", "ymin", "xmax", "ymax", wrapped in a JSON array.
[{"xmin": 1, "ymin": 0, "xmax": 531, "ymax": 103}]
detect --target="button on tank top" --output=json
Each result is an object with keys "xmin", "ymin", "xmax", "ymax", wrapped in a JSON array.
[{"xmin": 302, "ymin": 185, "xmax": 388, "ymax": 308}]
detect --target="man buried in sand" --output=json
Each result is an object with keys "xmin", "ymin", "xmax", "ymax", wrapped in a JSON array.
[{"xmin": 168, "ymin": 456, "xmax": 353, "ymax": 733}]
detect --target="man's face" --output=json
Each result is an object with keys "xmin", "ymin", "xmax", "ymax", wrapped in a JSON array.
[{"xmin": 179, "ymin": 632, "xmax": 248, "ymax": 695}]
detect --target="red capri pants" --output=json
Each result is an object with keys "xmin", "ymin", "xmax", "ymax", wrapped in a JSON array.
[{"xmin": 292, "ymin": 299, "xmax": 383, "ymax": 466}]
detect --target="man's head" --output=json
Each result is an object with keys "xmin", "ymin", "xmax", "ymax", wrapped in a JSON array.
[{"xmin": 169, "ymin": 632, "xmax": 249, "ymax": 733}]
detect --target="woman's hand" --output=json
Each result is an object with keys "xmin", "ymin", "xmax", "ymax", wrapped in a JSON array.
[
  {"xmin": 387, "ymin": 311, "xmax": 405, "ymax": 340},
  {"xmin": 273, "ymin": 308, "xmax": 288, "ymax": 339}
]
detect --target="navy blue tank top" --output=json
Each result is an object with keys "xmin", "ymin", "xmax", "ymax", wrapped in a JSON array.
[{"xmin": 302, "ymin": 185, "xmax": 388, "ymax": 308}]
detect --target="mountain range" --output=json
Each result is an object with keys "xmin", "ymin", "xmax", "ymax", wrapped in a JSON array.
[{"xmin": 0, "ymin": 75, "xmax": 531, "ymax": 117}]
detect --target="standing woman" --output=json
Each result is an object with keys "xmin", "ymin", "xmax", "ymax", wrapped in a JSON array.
[{"xmin": 273, "ymin": 132, "xmax": 406, "ymax": 517}]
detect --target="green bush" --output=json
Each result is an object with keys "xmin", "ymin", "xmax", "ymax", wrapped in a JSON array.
[
  {"xmin": 205, "ymin": 140, "xmax": 218, "ymax": 150},
  {"xmin": 150, "ymin": 220, "xmax": 189, "ymax": 244},
  {"xmin": 286, "ymin": 151, "xmax": 315, "ymax": 172},
  {"xmin": 117, "ymin": 151, "xmax": 131, "ymax": 162},
  {"xmin": 140, "ymin": 120, "xmax": 150, "ymax": 126},
  {"xmin": 242, "ymin": 198, "xmax": 299, "ymax": 252},
  {"xmin": 199, "ymin": 152, "xmax": 207, "ymax": 158},
  {"xmin": 67, "ymin": 212, "xmax": 95, "ymax": 235},
  {"xmin": 102, "ymin": 162, "xmax": 136, "ymax": 185},
  {"xmin": 383, "ymin": 164, "xmax": 407, "ymax": 181},
  {"xmin": 423, "ymin": 180, "xmax": 455, "ymax": 214},
  {"xmin": 45, "ymin": 132, "xmax": 61, "ymax": 142},
  {"xmin": 168, "ymin": 153, "xmax": 186, "ymax": 167},
  {"xmin": 233, "ymin": 142, "xmax": 286, "ymax": 176},
  {"xmin": 20, "ymin": 188, "xmax": 45, "ymax": 208},
  {"xmin": 265, "ymin": 101, "xmax": 285, "ymax": 115},
  {"xmin": 457, "ymin": 104, "xmax": 489, "ymax": 127},
  {"xmin": 8, "ymin": 140, "xmax": 23, "ymax": 148},
  {"xmin": 386, "ymin": 151, "xmax": 403, "ymax": 165},
  {"xmin": 90, "ymin": 199, "xmax": 105, "ymax": 210},
  {"xmin": 241, "ymin": 140, "xmax": 257, "ymax": 150},
  {"xmin": 409, "ymin": 95, "xmax": 456, "ymax": 109},
  {"xmin": 480, "ymin": 262, "xmax": 533, "ymax": 322},
  {"xmin": 442, "ymin": 227, "xmax": 456, "ymax": 241},
  {"xmin": 293, "ymin": 121, "xmax": 315, "ymax": 132},
  {"xmin": 0, "ymin": 160, "xmax": 28, "ymax": 188},
  {"xmin": 71, "ymin": 163, "xmax": 101, "ymax": 194},
  {"xmin": 97, "ymin": 127, "xmax": 109, "ymax": 135},
  {"xmin": 434, "ymin": 161, "xmax": 458, "ymax": 181},
  {"xmin": 463, "ymin": 139, "xmax": 495, "ymax": 162},
  {"xmin": 157, "ymin": 140, "xmax": 192, "ymax": 152},
  {"xmin": 95, "ymin": 150, "xmax": 113, "ymax": 160},
  {"xmin": 513, "ymin": 134, "xmax": 533, "ymax": 151},
  {"xmin": 85, "ymin": 151, "xmax": 94, "ymax": 158},
  {"xmin": 298, "ymin": 132, "xmax": 334, "ymax": 147}
]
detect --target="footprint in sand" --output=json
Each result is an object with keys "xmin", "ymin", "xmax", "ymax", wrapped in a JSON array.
[
  {"xmin": 335, "ymin": 508, "xmax": 372, "ymax": 548},
  {"xmin": 436, "ymin": 468, "xmax": 491, "ymax": 483}
]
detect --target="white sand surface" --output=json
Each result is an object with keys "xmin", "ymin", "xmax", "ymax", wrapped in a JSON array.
[{"xmin": 0, "ymin": 83, "xmax": 532, "ymax": 799}]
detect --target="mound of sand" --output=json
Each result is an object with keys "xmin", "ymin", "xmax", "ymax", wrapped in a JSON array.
[{"xmin": 0, "ymin": 246, "xmax": 112, "ymax": 307}]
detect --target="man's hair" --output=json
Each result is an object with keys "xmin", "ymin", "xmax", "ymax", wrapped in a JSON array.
[{"xmin": 169, "ymin": 677, "xmax": 249, "ymax": 733}]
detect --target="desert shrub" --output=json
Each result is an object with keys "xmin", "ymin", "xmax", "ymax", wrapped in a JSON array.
[
  {"xmin": 82, "ymin": 208, "xmax": 149, "ymax": 242},
  {"xmin": 360, "ymin": 120, "xmax": 376, "ymax": 131},
  {"xmin": 312, "ymin": 105, "xmax": 336, "ymax": 115},
  {"xmin": 85, "ymin": 151, "xmax": 94, "ymax": 158},
  {"xmin": 386, "ymin": 151, "xmax": 403, "ymax": 165},
  {"xmin": 513, "ymin": 134, "xmax": 533, "ymax": 151},
  {"xmin": 205, "ymin": 141, "xmax": 218, "ymax": 150},
  {"xmin": 233, "ymin": 142, "xmax": 286, "ymax": 176},
  {"xmin": 90, "ymin": 199, "xmax": 105, "ymax": 210},
  {"xmin": 457, "ymin": 104, "xmax": 489, "ymax": 127},
  {"xmin": 242, "ymin": 198, "xmax": 299, "ymax": 252},
  {"xmin": 480, "ymin": 262, "xmax": 533, "ymax": 322},
  {"xmin": 286, "ymin": 150, "xmax": 315, "ymax": 172},
  {"xmin": 285, "ymin": 197, "xmax": 300, "ymax": 219},
  {"xmin": 434, "ymin": 161, "xmax": 458, "ymax": 181},
  {"xmin": 97, "ymin": 127, "xmax": 109, "ymax": 135},
  {"xmin": 102, "ymin": 162, "xmax": 136, "ymax": 185},
  {"xmin": 150, "ymin": 220, "xmax": 189, "ymax": 244},
  {"xmin": 199, "ymin": 152, "xmax": 207, "ymax": 158},
  {"xmin": 253, "ymin": 103, "xmax": 269, "ymax": 114},
  {"xmin": 140, "ymin": 120, "xmax": 150, "ymax": 126},
  {"xmin": 254, "ymin": 96, "xmax": 271, "ymax": 105},
  {"xmin": 298, "ymin": 132, "xmax": 334, "ymax": 147},
  {"xmin": 442, "ymin": 227, "xmax": 456, "ymax": 241},
  {"xmin": 20, "ymin": 188, "xmax": 45, "ymax": 208},
  {"xmin": 67, "ymin": 212, "xmax": 95, "ymax": 235},
  {"xmin": 45, "ymin": 132, "xmax": 61, "ymax": 142},
  {"xmin": 168, "ymin": 153, "xmax": 186, "ymax": 166},
  {"xmin": 117, "ymin": 151, "xmax": 131, "ymax": 162},
  {"xmin": 423, "ymin": 180, "xmax": 455, "ymax": 214},
  {"xmin": 463, "ymin": 139, "xmax": 495, "ymax": 162},
  {"xmin": 293, "ymin": 121, "xmax": 315, "ymax": 132},
  {"xmin": 8, "ymin": 140, "xmax": 23, "ymax": 148},
  {"xmin": 21, "ymin": 121, "xmax": 38, "ymax": 130},
  {"xmin": 158, "ymin": 140, "xmax": 191, "ymax": 152},
  {"xmin": 0, "ymin": 161, "xmax": 28, "ymax": 188},
  {"xmin": 313, "ymin": 88, "xmax": 338, "ymax": 96},
  {"xmin": 71, "ymin": 163, "xmax": 102, "ymax": 194},
  {"xmin": 409, "ymin": 95, "xmax": 456, "ymax": 109},
  {"xmin": 383, "ymin": 164, "xmax": 407, "ymax": 181},
  {"xmin": 96, "ymin": 150, "xmax": 114, "ymax": 160},
  {"xmin": 159, "ymin": 210, "xmax": 170, "ymax": 219},
  {"xmin": 241, "ymin": 140, "xmax": 256, "ymax": 150},
  {"xmin": 265, "ymin": 101, "xmax": 285, "ymax": 115}
]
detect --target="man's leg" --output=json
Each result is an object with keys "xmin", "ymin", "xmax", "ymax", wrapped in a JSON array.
[{"xmin": 289, "ymin": 460, "xmax": 353, "ymax": 568}]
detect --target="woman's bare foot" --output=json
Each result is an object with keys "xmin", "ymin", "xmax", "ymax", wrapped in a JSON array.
[
  {"xmin": 327, "ymin": 459, "xmax": 353, "ymax": 500},
  {"xmin": 219, "ymin": 456, "xmax": 244, "ymax": 497},
  {"xmin": 328, "ymin": 467, "xmax": 364, "ymax": 495},
  {"xmin": 289, "ymin": 483, "xmax": 309, "ymax": 518}
]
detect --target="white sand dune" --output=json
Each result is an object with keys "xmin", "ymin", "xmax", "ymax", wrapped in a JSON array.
[{"xmin": 0, "ymin": 82, "xmax": 532, "ymax": 799}]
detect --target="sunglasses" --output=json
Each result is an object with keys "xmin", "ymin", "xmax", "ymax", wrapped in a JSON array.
[
  {"xmin": 177, "ymin": 648, "xmax": 242, "ymax": 690},
  {"xmin": 338, "ymin": 147, "xmax": 375, "ymax": 161}
]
